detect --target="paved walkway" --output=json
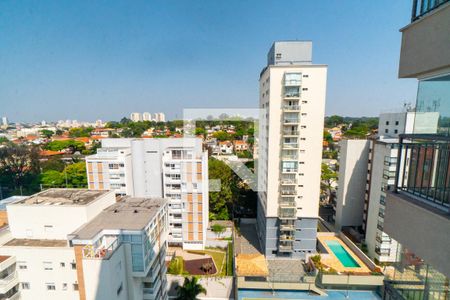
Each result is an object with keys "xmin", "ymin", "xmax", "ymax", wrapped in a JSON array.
[
  {"xmin": 235, "ymin": 223, "xmax": 262, "ymax": 255},
  {"xmin": 267, "ymin": 259, "xmax": 305, "ymax": 283}
]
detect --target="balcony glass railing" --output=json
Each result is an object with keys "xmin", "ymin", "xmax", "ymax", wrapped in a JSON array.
[
  {"xmin": 283, "ymin": 130, "xmax": 299, "ymax": 135},
  {"xmin": 283, "ymin": 119, "xmax": 300, "ymax": 124},
  {"xmin": 395, "ymin": 135, "xmax": 450, "ymax": 210},
  {"xmin": 283, "ymin": 143, "xmax": 298, "ymax": 149},
  {"xmin": 283, "ymin": 105, "xmax": 300, "ymax": 110}
]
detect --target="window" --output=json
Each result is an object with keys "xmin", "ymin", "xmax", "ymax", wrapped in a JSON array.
[
  {"xmin": 60, "ymin": 262, "xmax": 65, "ymax": 267},
  {"xmin": 71, "ymin": 262, "xmax": 76, "ymax": 269},
  {"xmin": 62, "ymin": 283, "xmax": 67, "ymax": 291},
  {"xmin": 46, "ymin": 283, "xmax": 56, "ymax": 291},
  {"xmin": 385, "ymin": 129, "xmax": 388, "ymax": 133},
  {"xmin": 302, "ymin": 88, "xmax": 308, "ymax": 91},
  {"xmin": 18, "ymin": 262, "xmax": 27, "ymax": 270},
  {"xmin": 395, "ymin": 121, "xmax": 399, "ymax": 125},
  {"xmin": 43, "ymin": 262, "xmax": 53, "ymax": 270},
  {"xmin": 276, "ymin": 53, "xmax": 282, "ymax": 59},
  {"xmin": 21, "ymin": 282, "xmax": 30, "ymax": 289},
  {"xmin": 303, "ymin": 74, "xmax": 309, "ymax": 78},
  {"xmin": 73, "ymin": 283, "xmax": 79, "ymax": 291},
  {"xmin": 394, "ymin": 129, "xmax": 398, "ymax": 134},
  {"xmin": 386, "ymin": 121, "xmax": 389, "ymax": 125}
]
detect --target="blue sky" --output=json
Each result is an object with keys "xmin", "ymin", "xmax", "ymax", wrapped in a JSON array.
[{"xmin": 0, "ymin": 0, "xmax": 417, "ymax": 122}]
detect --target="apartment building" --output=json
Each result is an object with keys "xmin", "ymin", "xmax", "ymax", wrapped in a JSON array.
[
  {"xmin": 142, "ymin": 112, "xmax": 152, "ymax": 121},
  {"xmin": 382, "ymin": 0, "xmax": 450, "ymax": 298},
  {"xmin": 130, "ymin": 113, "xmax": 142, "ymax": 122},
  {"xmin": 86, "ymin": 138, "xmax": 208, "ymax": 250},
  {"xmin": 257, "ymin": 41, "xmax": 327, "ymax": 258},
  {"xmin": 0, "ymin": 189, "xmax": 168, "ymax": 300}
]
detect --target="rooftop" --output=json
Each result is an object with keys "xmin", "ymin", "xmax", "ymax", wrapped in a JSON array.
[
  {"xmin": 4, "ymin": 239, "xmax": 68, "ymax": 247},
  {"xmin": 13, "ymin": 189, "xmax": 109, "ymax": 206},
  {"xmin": 71, "ymin": 196, "xmax": 166, "ymax": 240}
]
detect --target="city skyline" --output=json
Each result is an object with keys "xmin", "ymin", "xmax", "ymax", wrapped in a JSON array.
[{"xmin": 0, "ymin": 1, "xmax": 417, "ymax": 122}]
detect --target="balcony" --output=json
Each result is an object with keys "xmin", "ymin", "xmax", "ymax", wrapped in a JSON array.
[
  {"xmin": 283, "ymin": 105, "xmax": 301, "ymax": 111},
  {"xmin": 280, "ymin": 189, "xmax": 296, "ymax": 196},
  {"xmin": 280, "ymin": 222, "xmax": 295, "ymax": 231},
  {"xmin": 395, "ymin": 135, "xmax": 450, "ymax": 211},
  {"xmin": 82, "ymin": 236, "xmax": 121, "ymax": 260},
  {"xmin": 279, "ymin": 234, "xmax": 295, "ymax": 242},
  {"xmin": 281, "ymin": 168, "xmax": 297, "ymax": 174},
  {"xmin": 384, "ymin": 135, "xmax": 450, "ymax": 276},
  {"xmin": 278, "ymin": 243, "xmax": 294, "ymax": 252},
  {"xmin": 282, "ymin": 143, "xmax": 298, "ymax": 149},
  {"xmin": 279, "ymin": 207, "xmax": 296, "ymax": 220},
  {"xmin": 399, "ymin": 0, "xmax": 450, "ymax": 78},
  {"xmin": 283, "ymin": 118, "xmax": 300, "ymax": 124},
  {"xmin": 284, "ymin": 73, "xmax": 302, "ymax": 87},
  {"xmin": 0, "ymin": 272, "xmax": 18, "ymax": 295},
  {"xmin": 283, "ymin": 129, "xmax": 299, "ymax": 136}
]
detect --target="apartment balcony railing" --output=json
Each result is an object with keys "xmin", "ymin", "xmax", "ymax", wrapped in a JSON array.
[
  {"xmin": 278, "ymin": 243, "xmax": 294, "ymax": 252},
  {"xmin": 284, "ymin": 92, "xmax": 300, "ymax": 98},
  {"xmin": 280, "ymin": 223, "xmax": 295, "ymax": 231},
  {"xmin": 282, "ymin": 143, "xmax": 298, "ymax": 149},
  {"xmin": 82, "ymin": 237, "xmax": 120, "ymax": 260},
  {"xmin": 279, "ymin": 207, "xmax": 296, "ymax": 220},
  {"xmin": 394, "ymin": 134, "xmax": 450, "ymax": 212},
  {"xmin": 0, "ymin": 272, "xmax": 19, "ymax": 295},
  {"xmin": 283, "ymin": 105, "xmax": 301, "ymax": 111},
  {"xmin": 280, "ymin": 189, "xmax": 296, "ymax": 196},
  {"xmin": 282, "ymin": 168, "xmax": 298, "ymax": 173},
  {"xmin": 281, "ymin": 155, "xmax": 298, "ymax": 161},
  {"xmin": 283, "ymin": 130, "xmax": 299, "ymax": 136},
  {"xmin": 281, "ymin": 179, "xmax": 296, "ymax": 185},
  {"xmin": 283, "ymin": 118, "xmax": 300, "ymax": 124},
  {"xmin": 284, "ymin": 79, "xmax": 301, "ymax": 86},
  {"xmin": 411, "ymin": 0, "xmax": 450, "ymax": 21}
]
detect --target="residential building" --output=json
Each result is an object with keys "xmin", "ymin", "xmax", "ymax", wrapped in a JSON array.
[
  {"xmin": 86, "ymin": 138, "xmax": 208, "ymax": 250},
  {"xmin": 233, "ymin": 140, "xmax": 249, "ymax": 152},
  {"xmin": 1, "ymin": 117, "xmax": 8, "ymax": 127},
  {"xmin": 130, "ymin": 113, "xmax": 142, "ymax": 122},
  {"xmin": 155, "ymin": 113, "xmax": 166, "ymax": 122},
  {"xmin": 0, "ymin": 189, "xmax": 169, "ymax": 300},
  {"xmin": 382, "ymin": 0, "xmax": 450, "ymax": 298},
  {"xmin": 219, "ymin": 141, "xmax": 234, "ymax": 155},
  {"xmin": 257, "ymin": 41, "xmax": 327, "ymax": 258},
  {"xmin": 334, "ymin": 139, "xmax": 370, "ymax": 231},
  {"xmin": 142, "ymin": 112, "xmax": 152, "ymax": 121}
]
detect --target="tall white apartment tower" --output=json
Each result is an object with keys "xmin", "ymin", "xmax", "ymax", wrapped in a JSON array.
[
  {"xmin": 130, "ymin": 113, "xmax": 142, "ymax": 122},
  {"xmin": 257, "ymin": 41, "xmax": 327, "ymax": 258}
]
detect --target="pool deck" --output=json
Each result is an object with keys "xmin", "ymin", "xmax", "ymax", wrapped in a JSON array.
[{"xmin": 317, "ymin": 236, "xmax": 371, "ymax": 274}]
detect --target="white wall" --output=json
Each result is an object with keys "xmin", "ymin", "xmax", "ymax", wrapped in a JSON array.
[
  {"xmin": 6, "ymin": 191, "xmax": 115, "ymax": 240},
  {"xmin": 0, "ymin": 246, "xmax": 79, "ymax": 300},
  {"xmin": 335, "ymin": 140, "xmax": 370, "ymax": 230}
]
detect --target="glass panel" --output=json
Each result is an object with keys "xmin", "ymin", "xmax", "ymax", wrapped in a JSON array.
[{"xmin": 414, "ymin": 74, "xmax": 450, "ymax": 136}]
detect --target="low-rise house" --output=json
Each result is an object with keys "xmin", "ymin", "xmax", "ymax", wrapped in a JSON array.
[
  {"xmin": 234, "ymin": 140, "xmax": 249, "ymax": 151},
  {"xmin": 219, "ymin": 141, "xmax": 233, "ymax": 154}
]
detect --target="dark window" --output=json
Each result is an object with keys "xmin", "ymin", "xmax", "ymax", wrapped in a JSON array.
[
  {"xmin": 386, "ymin": 121, "xmax": 389, "ymax": 125},
  {"xmin": 395, "ymin": 121, "xmax": 399, "ymax": 125},
  {"xmin": 385, "ymin": 129, "xmax": 389, "ymax": 133}
]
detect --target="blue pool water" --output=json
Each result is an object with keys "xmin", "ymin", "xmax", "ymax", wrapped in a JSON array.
[
  {"xmin": 326, "ymin": 240, "xmax": 360, "ymax": 268},
  {"xmin": 238, "ymin": 289, "xmax": 381, "ymax": 300}
]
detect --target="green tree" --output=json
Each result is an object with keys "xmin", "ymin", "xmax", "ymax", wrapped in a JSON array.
[
  {"xmin": 0, "ymin": 144, "xmax": 41, "ymax": 195},
  {"xmin": 0, "ymin": 137, "xmax": 9, "ymax": 144},
  {"xmin": 44, "ymin": 140, "xmax": 85, "ymax": 153},
  {"xmin": 41, "ymin": 170, "xmax": 64, "ymax": 187},
  {"xmin": 68, "ymin": 127, "xmax": 93, "ymax": 138},
  {"xmin": 41, "ymin": 157, "xmax": 66, "ymax": 172},
  {"xmin": 211, "ymin": 224, "xmax": 226, "ymax": 238},
  {"xmin": 40, "ymin": 129, "xmax": 54, "ymax": 138},
  {"xmin": 176, "ymin": 277, "xmax": 206, "ymax": 300},
  {"xmin": 208, "ymin": 158, "xmax": 234, "ymax": 220},
  {"xmin": 195, "ymin": 128, "xmax": 205, "ymax": 136},
  {"xmin": 321, "ymin": 163, "xmax": 338, "ymax": 204},
  {"xmin": 325, "ymin": 115, "xmax": 344, "ymax": 127},
  {"xmin": 213, "ymin": 131, "xmax": 231, "ymax": 141},
  {"xmin": 63, "ymin": 162, "xmax": 87, "ymax": 188}
]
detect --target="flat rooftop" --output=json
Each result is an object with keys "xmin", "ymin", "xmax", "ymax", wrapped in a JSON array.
[
  {"xmin": 4, "ymin": 239, "xmax": 68, "ymax": 247},
  {"xmin": 13, "ymin": 189, "xmax": 109, "ymax": 206},
  {"xmin": 72, "ymin": 197, "xmax": 166, "ymax": 240}
]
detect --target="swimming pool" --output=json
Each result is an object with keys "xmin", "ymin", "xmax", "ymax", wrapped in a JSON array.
[
  {"xmin": 326, "ymin": 240, "xmax": 360, "ymax": 268},
  {"xmin": 238, "ymin": 289, "xmax": 381, "ymax": 300}
]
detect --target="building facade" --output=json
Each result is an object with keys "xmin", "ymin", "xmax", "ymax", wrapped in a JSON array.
[
  {"xmin": 86, "ymin": 138, "xmax": 208, "ymax": 250},
  {"xmin": 130, "ymin": 113, "xmax": 142, "ymax": 122},
  {"xmin": 257, "ymin": 41, "xmax": 327, "ymax": 258},
  {"xmin": 0, "ymin": 189, "xmax": 168, "ymax": 300}
]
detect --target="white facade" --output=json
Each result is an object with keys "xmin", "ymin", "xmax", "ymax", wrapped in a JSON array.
[
  {"xmin": 378, "ymin": 111, "xmax": 439, "ymax": 138},
  {"xmin": 142, "ymin": 112, "xmax": 152, "ymax": 121},
  {"xmin": 1, "ymin": 117, "xmax": 8, "ymax": 126},
  {"xmin": 364, "ymin": 141, "xmax": 401, "ymax": 263},
  {"xmin": 257, "ymin": 41, "xmax": 327, "ymax": 258},
  {"xmin": 130, "ymin": 113, "xmax": 142, "ymax": 122},
  {"xmin": 334, "ymin": 140, "xmax": 370, "ymax": 230},
  {"xmin": 86, "ymin": 138, "xmax": 208, "ymax": 250}
]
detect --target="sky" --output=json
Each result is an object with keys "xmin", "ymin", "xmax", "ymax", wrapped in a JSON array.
[{"xmin": 0, "ymin": 0, "xmax": 418, "ymax": 123}]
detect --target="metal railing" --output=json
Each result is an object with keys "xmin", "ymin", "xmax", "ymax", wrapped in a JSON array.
[
  {"xmin": 394, "ymin": 134, "xmax": 450, "ymax": 212},
  {"xmin": 411, "ymin": 0, "xmax": 450, "ymax": 21}
]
